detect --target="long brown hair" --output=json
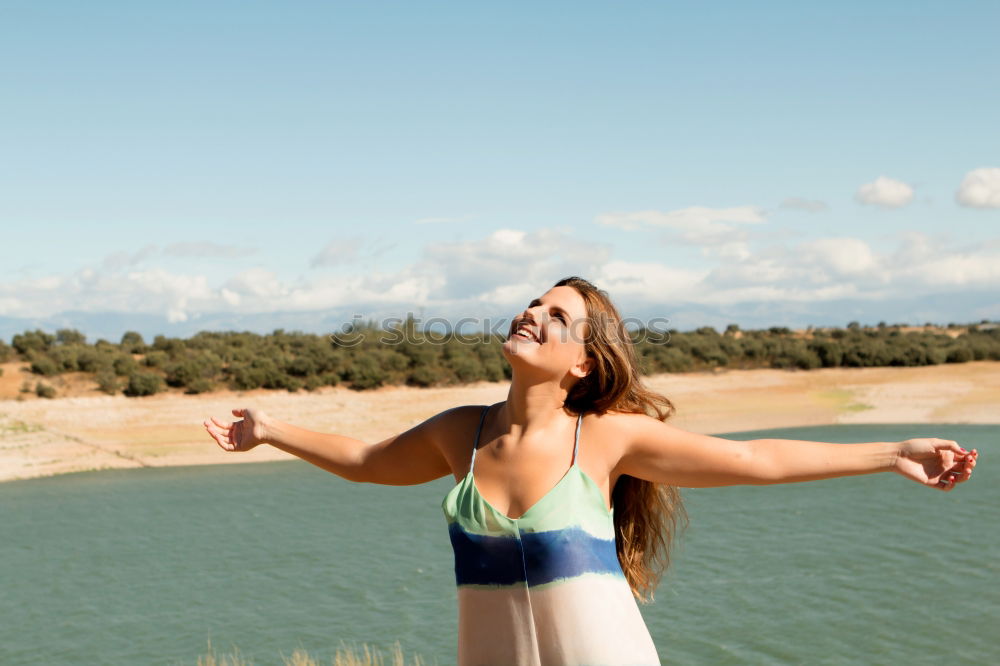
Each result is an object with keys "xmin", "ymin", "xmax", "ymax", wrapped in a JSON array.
[{"xmin": 555, "ymin": 276, "xmax": 687, "ymax": 603}]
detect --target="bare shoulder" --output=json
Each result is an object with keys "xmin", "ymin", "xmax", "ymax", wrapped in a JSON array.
[
  {"xmin": 579, "ymin": 410, "xmax": 668, "ymax": 492},
  {"xmin": 579, "ymin": 410, "xmax": 657, "ymax": 462},
  {"xmin": 585, "ymin": 410, "xmax": 706, "ymax": 468},
  {"xmin": 599, "ymin": 409, "xmax": 752, "ymax": 486},
  {"xmin": 414, "ymin": 404, "xmax": 484, "ymax": 443},
  {"xmin": 586, "ymin": 409, "xmax": 663, "ymax": 443},
  {"xmin": 421, "ymin": 404, "xmax": 494, "ymax": 477}
]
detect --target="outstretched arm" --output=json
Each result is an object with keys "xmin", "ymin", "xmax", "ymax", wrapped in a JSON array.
[
  {"xmin": 203, "ymin": 407, "xmax": 454, "ymax": 485},
  {"xmin": 615, "ymin": 415, "xmax": 978, "ymax": 490}
]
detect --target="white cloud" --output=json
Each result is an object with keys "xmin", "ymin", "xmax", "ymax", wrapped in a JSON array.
[
  {"xmin": 701, "ymin": 241, "xmax": 753, "ymax": 262},
  {"xmin": 310, "ymin": 237, "xmax": 397, "ymax": 269},
  {"xmin": 956, "ymin": 167, "xmax": 1000, "ymax": 209},
  {"xmin": 223, "ymin": 268, "xmax": 288, "ymax": 300},
  {"xmin": 596, "ymin": 261, "xmax": 708, "ymax": 301},
  {"xmin": 101, "ymin": 243, "xmax": 159, "ymax": 271},
  {"xmin": 3, "ymin": 230, "xmax": 999, "ymax": 327},
  {"xmin": 475, "ymin": 283, "xmax": 538, "ymax": 306},
  {"xmin": 779, "ymin": 197, "xmax": 829, "ymax": 213},
  {"xmin": 617, "ymin": 206, "xmax": 765, "ymax": 228},
  {"xmin": 282, "ymin": 271, "xmax": 443, "ymax": 311},
  {"xmin": 891, "ymin": 250, "xmax": 1000, "ymax": 287},
  {"xmin": 890, "ymin": 231, "xmax": 935, "ymax": 264},
  {"xmin": 220, "ymin": 288, "xmax": 241, "ymax": 306},
  {"xmin": 95, "ymin": 241, "xmax": 253, "ymax": 274},
  {"xmin": 420, "ymin": 228, "xmax": 611, "ymax": 302},
  {"xmin": 799, "ymin": 238, "xmax": 878, "ymax": 277},
  {"xmin": 164, "ymin": 241, "xmax": 253, "ymax": 258},
  {"xmin": 703, "ymin": 256, "xmax": 794, "ymax": 288},
  {"xmin": 167, "ymin": 308, "xmax": 189, "ymax": 323},
  {"xmin": 0, "ymin": 264, "xmax": 217, "ymax": 322},
  {"xmin": 121, "ymin": 268, "xmax": 214, "ymax": 323},
  {"xmin": 855, "ymin": 176, "xmax": 914, "ymax": 208},
  {"xmin": 310, "ymin": 238, "xmax": 362, "ymax": 267},
  {"xmin": 597, "ymin": 206, "xmax": 765, "ymax": 240},
  {"xmin": 698, "ymin": 231, "xmax": 1000, "ymax": 306},
  {"xmin": 699, "ymin": 282, "xmax": 867, "ymax": 306}
]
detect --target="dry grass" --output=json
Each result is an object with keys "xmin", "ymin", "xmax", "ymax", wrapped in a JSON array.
[
  {"xmin": 3, "ymin": 361, "xmax": 999, "ymax": 483},
  {"xmin": 196, "ymin": 639, "xmax": 426, "ymax": 666}
]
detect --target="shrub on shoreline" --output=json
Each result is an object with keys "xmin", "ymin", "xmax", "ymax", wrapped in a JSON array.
[
  {"xmin": 124, "ymin": 371, "xmax": 164, "ymax": 397},
  {"xmin": 4, "ymin": 320, "xmax": 999, "ymax": 397}
]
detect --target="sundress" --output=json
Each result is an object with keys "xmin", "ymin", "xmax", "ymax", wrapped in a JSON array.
[{"xmin": 441, "ymin": 405, "xmax": 661, "ymax": 665}]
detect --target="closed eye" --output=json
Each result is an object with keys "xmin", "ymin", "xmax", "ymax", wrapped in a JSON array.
[{"xmin": 526, "ymin": 298, "xmax": 569, "ymax": 324}]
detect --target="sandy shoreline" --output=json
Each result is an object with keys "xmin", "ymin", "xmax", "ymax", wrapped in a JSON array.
[{"xmin": 1, "ymin": 361, "xmax": 997, "ymax": 484}]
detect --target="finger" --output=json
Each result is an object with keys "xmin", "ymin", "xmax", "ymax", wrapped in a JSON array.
[
  {"xmin": 947, "ymin": 468, "xmax": 969, "ymax": 485},
  {"xmin": 961, "ymin": 457, "xmax": 976, "ymax": 481},
  {"xmin": 203, "ymin": 420, "xmax": 237, "ymax": 450},
  {"xmin": 232, "ymin": 408, "xmax": 245, "ymax": 418},
  {"xmin": 956, "ymin": 453, "xmax": 978, "ymax": 473},
  {"xmin": 937, "ymin": 440, "xmax": 964, "ymax": 455},
  {"xmin": 211, "ymin": 416, "xmax": 232, "ymax": 430},
  {"xmin": 204, "ymin": 422, "xmax": 229, "ymax": 442},
  {"xmin": 938, "ymin": 469, "xmax": 961, "ymax": 488},
  {"xmin": 945, "ymin": 462, "xmax": 967, "ymax": 475},
  {"xmin": 205, "ymin": 426, "xmax": 232, "ymax": 451}
]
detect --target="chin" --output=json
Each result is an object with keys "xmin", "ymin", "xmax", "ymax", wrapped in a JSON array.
[
  {"xmin": 501, "ymin": 338, "xmax": 535, "ymax": 363},
  {"xmin": 503, "ymin": 341, "xmax": 555, "ymax": 380}
]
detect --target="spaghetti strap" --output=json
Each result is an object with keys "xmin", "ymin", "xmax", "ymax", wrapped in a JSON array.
[
  {"xmin": 572, "ymin": 412, "xmax": 582, "ymax": 464},
  {"xmin": 469, "ymin": 405, "xmax": 489, "ymax": 473}
]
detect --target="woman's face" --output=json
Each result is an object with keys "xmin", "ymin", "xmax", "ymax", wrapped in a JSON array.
[{"xmin": 502, "ymin": 285, "xmax": 593, "ymax": 381}]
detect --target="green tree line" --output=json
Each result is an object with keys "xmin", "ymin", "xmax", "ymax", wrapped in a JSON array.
[{"xmin": 2, "ymin": 318, "xmax": 998, "ymax": 399}]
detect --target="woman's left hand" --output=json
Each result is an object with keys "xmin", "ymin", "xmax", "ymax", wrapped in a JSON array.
[{"xmin": 893, "ymin": 438, "xmax": 978, "ymax": 491}]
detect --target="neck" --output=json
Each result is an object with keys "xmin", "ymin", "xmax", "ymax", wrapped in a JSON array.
[{"xmin": 499, "ymin": 372, "xmax": 572, "ymax": 436}]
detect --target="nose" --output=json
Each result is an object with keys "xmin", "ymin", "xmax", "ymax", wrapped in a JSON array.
[
  {"xmin": 512, "ymin": 306, "xmax": 545, "ymax": 338},
  {"xmin": 521, "ymin": 304, "xmax": 552, "ymax": 325}
]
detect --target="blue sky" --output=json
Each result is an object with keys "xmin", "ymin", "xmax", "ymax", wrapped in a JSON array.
[{"xmin": 2, "ymin": 1, "xmax": 998, "ymax": 340}]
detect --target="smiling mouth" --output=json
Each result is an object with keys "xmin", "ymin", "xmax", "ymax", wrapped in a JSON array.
[{"xmin": 511, "ymin": 322, "xmax": 541, "ymax": 344}]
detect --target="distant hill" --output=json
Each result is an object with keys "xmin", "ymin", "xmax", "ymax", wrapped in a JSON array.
[{"xmin": 0, "ymin": 289, "xmax": 996, "ymax": 342}]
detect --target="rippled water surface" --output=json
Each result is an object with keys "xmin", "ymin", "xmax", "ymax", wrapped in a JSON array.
[{"xmin": 1, "ymin": 424, "xmax": 996, "ymax": 665}]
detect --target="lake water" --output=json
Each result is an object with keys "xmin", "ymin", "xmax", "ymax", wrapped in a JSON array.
[{"xmin": 1, "ymin": 424, "xmax": 996, "ymax": 665}]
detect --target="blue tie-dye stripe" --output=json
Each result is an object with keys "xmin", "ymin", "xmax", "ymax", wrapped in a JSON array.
[{"xmin": 448, "ymin": 523, "xmax": 624, "ymax": 587}]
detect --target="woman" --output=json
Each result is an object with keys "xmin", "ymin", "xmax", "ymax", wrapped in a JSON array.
[{"xmin": 203, "ymin": 276, "xmax": 978, "ymax": 665}]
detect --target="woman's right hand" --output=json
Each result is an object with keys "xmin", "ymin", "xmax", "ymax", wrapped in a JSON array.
[{"xmin": 203, "ymin": 407, "xmax": 270, "ymax": 452}]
